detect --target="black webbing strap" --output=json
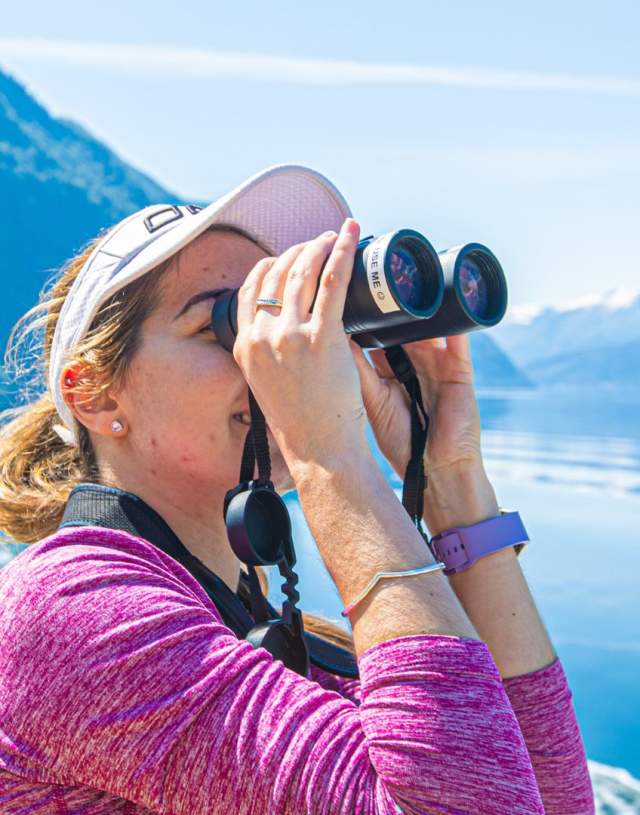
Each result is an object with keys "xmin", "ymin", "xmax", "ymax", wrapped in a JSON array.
[
  {"xmin": 383, "ymin": 346, "xmax": 430, "ymax": 544},
  {"xmin": 59, "ymin": 482, "xmax": 359, "ymax": 678},
  {"xmin": 238, "ymin": 387, "xmax": 277, "ymax": 624},
  {"xmin": 239, "ymin": 389, "xmax": 272, "ymax": 486}
]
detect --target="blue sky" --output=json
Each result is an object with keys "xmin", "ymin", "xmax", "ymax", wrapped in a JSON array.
[{"xmin": 1, "ymin": 0, "xmax": 638, "ymax": 306}]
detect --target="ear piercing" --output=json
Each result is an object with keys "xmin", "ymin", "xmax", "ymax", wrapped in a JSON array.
[
  {"xmin": 64, "ymin": 369, "xmax": 77, "ymax": 387},
  {"xmin": 111, "ymin": 420, "xmax": 125, "ymax": 434}
]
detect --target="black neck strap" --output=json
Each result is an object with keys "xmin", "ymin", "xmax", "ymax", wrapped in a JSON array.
[
  {"xmin": 59, "ymin": 482, "xmax": 359, "ymax": 678},
  {"xmin": 383, "ymin": 346, "xmax": 431, "ymax": 543}
]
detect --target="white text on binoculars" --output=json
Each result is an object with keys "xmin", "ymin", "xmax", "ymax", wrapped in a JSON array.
[{"xmin": 367, "ymin": 246, "xmax": 400, "ymax": 313}]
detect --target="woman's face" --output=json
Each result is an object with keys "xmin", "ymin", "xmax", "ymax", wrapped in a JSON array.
[{"xmin": 113, "ymin": 228, "xmax": 295, "ymax": 503}]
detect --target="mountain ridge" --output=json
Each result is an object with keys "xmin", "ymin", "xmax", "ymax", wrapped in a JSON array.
[
  {"xmin": 493, "ymin": 286, "xmax": 640, "ymax": 387},
  {"xmin": 528, "ymin": 338, "xmax": 640, "ymax": 388},
  {"xmin": 495, "ymin": 287, "xmax": 640, "ymax": 359},
  {"xmin": 0, "ymin": 66, "xmax": 181, "ymax": 348}
]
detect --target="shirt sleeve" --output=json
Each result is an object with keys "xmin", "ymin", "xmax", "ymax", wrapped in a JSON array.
[
  {"xmin": 308, "ymin": 661, "xmax": 361, "ymax": 705},
  {"xmin": 502, "ymin": 659, "xmax": 596, "ymax": 815},
  {"xmin": 2, "ymin": 527, "xmax": 547, "ymax": 815},
  {"xmin": 313, "ymin": 654, "xmax": 596, "ymax": 815}
]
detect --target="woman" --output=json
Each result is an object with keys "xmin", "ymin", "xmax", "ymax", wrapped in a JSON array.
[{"xmin": 0, "ymin": 165, "xmax": 594, "ymax": 814}]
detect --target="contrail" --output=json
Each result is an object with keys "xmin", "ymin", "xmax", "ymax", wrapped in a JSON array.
[{"xmin": 1, "ymin": 37, "xmax": 639, "ymax": 96}]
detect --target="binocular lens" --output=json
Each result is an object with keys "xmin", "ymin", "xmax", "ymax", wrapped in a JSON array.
[
  {"xmin": 459, "ymin": 257, "xmax": 489, "ymax": 320},
  {"xmin": 383, "ymin": 233, "xmax": 443, "ymax": 315},
  {"xmin": 455, "ymin": 249, "xmax": 504, "ymax": 324},
  {"xmin": 390, "ymin": 246, "xmax": 427, "ymax": 311}
]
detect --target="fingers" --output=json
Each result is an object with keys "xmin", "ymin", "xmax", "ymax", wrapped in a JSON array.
[
  {"xmin": 351, "ymin": 341, "xmax": 415, "ymax": 424},
  {"xmin": 413, "ymin": 337, "xmax": 446, "ymax": 350},
  {"xmin": 310, "ymin": 218, "xmax": 360, "ymax": 331},
  {"xmin": 236, "ymin": 256, "xmax": 278, "ymax": 334},
  {"xmin": 254, "ymin": 242, "xmax": 313, "ymax": 319},
  {"xmin": 279, "ymin": 231, "xmax": 339, "ymax": 323},
  {"xmin": 349, "ymin": 340, "xmax": 387, "ymax": 407},
  {"xmin": 237, "ymin": 220, "xmax": 358, "ymax": 342},
  {"xmin": 349, "ymin": 340, "xmax": 374, "ymax": 383},
  {"xmin": 367, "ymin": 348, "xmax": 396, "ymax": 379},
  {"xmin": 445, "ymin": 333, "xmax": 472, "ymax": 362}
]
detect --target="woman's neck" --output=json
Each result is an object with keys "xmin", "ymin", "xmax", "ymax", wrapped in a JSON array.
[{"xmin": 95, "ymin": 462, "xmax": 244, "ymax": 593}]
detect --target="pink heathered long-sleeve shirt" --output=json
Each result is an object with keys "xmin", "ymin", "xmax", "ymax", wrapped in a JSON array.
[{"xmin": 0, "ymin": 526, "xmax": 595, "ymax": 814}]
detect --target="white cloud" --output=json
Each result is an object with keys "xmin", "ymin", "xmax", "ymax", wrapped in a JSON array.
[{"xmin": 1, "ymin": 37, "xmax": 639, "ymax": 96}]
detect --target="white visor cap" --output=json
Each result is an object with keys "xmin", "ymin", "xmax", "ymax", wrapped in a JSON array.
[{"xmin": 49, "ymin": 163, "xmax": 352, "ymax": 445}]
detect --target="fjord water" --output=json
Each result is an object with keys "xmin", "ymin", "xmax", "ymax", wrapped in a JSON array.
[
  {"xmin": 476, "ymin": 390, "xmax": 640, "ymax": 778},
  {"xmin": 278, "ymin": 388, "xmax": 640, "ymax": 779}
]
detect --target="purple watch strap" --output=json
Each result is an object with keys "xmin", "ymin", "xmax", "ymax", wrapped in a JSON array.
[{"xmin": 430, "ymin": 511, "xmax": 529, "ymax": 575}]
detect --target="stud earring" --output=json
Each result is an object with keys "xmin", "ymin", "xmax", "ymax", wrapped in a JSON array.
[{"xmin": 111, "ymin": 420, "xmax": 124, "ymax": 434}]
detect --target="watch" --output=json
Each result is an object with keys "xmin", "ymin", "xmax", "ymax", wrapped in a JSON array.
[{"xmin": 429, "ymin": 510, "xmax": 529, "ymax": 575}]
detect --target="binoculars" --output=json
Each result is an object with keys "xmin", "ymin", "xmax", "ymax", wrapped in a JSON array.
[{"xmin": 211, "ymin": 229, "xmax": 507, "ymax": 351}]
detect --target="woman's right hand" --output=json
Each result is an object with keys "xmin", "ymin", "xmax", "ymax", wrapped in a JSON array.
[{"xmin": 233, "ymin": 218, "xmax": 371, "ymax": 471}]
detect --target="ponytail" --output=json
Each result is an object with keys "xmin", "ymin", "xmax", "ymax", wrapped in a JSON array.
[{"xmin": 0, "ymin": 393, "xmax": 89, "ymax": 542}]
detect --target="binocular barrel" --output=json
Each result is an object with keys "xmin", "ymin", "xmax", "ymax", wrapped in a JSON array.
[{"xmin": 211, "ymin": 230, "xmax": 508, "ymax": 352}]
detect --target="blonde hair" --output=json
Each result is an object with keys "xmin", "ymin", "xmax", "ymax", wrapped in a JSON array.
[{"xmin": 0, "ymin": 223, "xmax": 355, "ymax": 654}]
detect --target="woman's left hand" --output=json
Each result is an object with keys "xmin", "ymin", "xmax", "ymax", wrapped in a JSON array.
[
  {"xmin": 349, "ymin": 333, "xmax": 481, "ymax": 474},
  {"xmin": 349, "ymin": 333, "xmax": 499, "ymax": 534}
]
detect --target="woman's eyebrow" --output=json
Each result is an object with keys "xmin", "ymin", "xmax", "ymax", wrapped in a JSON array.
[{"xmin": 173, "ymin": 288, "xmax": 232, "ymax": 321}]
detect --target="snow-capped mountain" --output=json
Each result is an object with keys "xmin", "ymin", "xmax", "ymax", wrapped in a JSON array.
[
  {"xmin": 495, "ymin": 287, "xmax": 640, "ymax": 365},
  {"xmin": 493, "ymin": 288, "xmax": 640, "ymax": 388}
]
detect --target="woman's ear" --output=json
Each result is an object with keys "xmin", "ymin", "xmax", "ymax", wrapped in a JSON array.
[{"xmin": 61, "ymin": 364, "xmax": 129, "ymax": 439}]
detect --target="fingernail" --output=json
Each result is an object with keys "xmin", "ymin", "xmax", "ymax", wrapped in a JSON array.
[
  {"xmin": 322, "ymin": 230, "xmax": 338, "ymax": 238},
  {"xmin": 342, "ymin": 218, "xmax": 359, "ymax": 236}
]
